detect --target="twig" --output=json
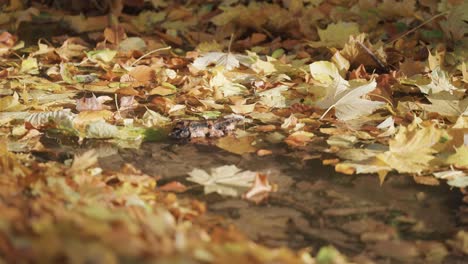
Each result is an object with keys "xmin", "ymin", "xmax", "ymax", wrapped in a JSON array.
[
  {"xmin": 130, "ymin": 46, "xmax": 172, "ymax": 67},
  {"xmin": 357, "ymin": 41, "xmax": 387, "ymax": 70},
  {"xmin": 386, "ymin": 12, "xmax": 448, "ymax": 45}
]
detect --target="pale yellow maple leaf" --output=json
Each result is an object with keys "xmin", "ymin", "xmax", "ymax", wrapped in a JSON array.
[
  {"xmin": 309, "ymin": 22, "xmax": 360, "ymax": 48},
  {"xmin": 187, "ymin": 165, "xmax": 256, "ymax": 196},
  {"xmin": 446, "ymin": 146, "xmax": 468, "ymax": 168},
  {"xmin": 377, "ymin": 124, "xmax": 445, "ymax": 174}
]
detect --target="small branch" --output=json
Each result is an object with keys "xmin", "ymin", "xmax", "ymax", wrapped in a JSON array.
[
  {"xmin": 357, "ymin": 41, "xmax": 387, "ymax": 71},
  {"xmin": 386, "ymin": 12, "xmax": 448, "ymax": 45},
  {"xmin": 130, "ymin": 46, "xmax": 172, "ymax": 67}
]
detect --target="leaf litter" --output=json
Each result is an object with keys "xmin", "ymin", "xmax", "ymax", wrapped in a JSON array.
[{"xmin": 0, "ymin": 0, "xmax": 468, "ymax": 263}]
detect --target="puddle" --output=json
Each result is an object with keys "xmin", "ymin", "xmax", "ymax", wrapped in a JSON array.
[{"xmin": 39, "ymin": 138, "xmax": 465, "ymax": 262}]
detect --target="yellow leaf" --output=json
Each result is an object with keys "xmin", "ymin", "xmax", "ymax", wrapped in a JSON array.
[
  {"xmin": 0, "ymin": 92, "xmax": 26, "ymax": 112},
  {"xmin": 377, "ymin": 124, "xmax": 443, "ymax": 173},
  {"xmin": 446, "ymin": 146, "xmax": 468, "ymax": 168},
  {"xmin": 230, "ymin": 103, "xmax": 256, "ymax": 114},
  {"xmin": 73, "ymin": 110, "xmax": 113, "ymax": 131},
  {"xmin": 309, "ymin": 22, "xmax": 360, "ymax": 48},
  {"xmin": 216, "ymin": 136, "xmax": 256, "ymax": 155},
  {"xmin": 20, "ymin": 57, "xmax": 39, "ymax": 75}
]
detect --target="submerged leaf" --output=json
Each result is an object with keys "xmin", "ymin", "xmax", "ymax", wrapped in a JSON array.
[{"xmin": 187, "ymin": 165, "xmax": 256, "ymax": 196}]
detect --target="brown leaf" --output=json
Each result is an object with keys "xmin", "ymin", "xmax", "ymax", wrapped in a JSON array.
[
  {"xmin": 159, "ymin": 181, "xmax": 188, "ymax": 193},
  {"xmin": 243, "ymin": 173, "xmax": 275, "ymax": 204},
  {"xmin": 216, "ymin": 136, "xmax": 257, "ymax": 155},
  {"xmin": 129, "ymin": 65, "xmax": 155, "ymax": 83}
]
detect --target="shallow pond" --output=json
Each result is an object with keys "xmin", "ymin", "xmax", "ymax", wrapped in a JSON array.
[{"xmin": 37, "ymin": 137, "xmax": 467, "ymax": 263}]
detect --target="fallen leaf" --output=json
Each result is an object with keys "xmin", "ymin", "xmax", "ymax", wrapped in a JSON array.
[
  {"xmin": 309, "ymin": 22, "xmax": 360, "ymax": 48},
  {"xmin": 243, "ymin": 173, "xmax": 275, "ymax": 204},
  {"xmin": 446, "ymin": 146, "xmax": 468, "ymax": 168},
  {"xmin": 159, "ymin": 181, "xmax": 188, "ymax": 193},
  {"xmin": 310, "ymin": 61, "xmax": 384, "ymax": 120},
  {"xmin": 216, "ymin": 135, "xmax": 257, "ymax": 155},
  {"xmin": 192, "ymin": 52, "xmax": 249, "ymax": 71},
  {"xmin": 377, "ymin": 124, "xmax": 444, "ymax": 173},
  {"xmin": 76, "ymin": 94, "xmax": 112, "ymax": 112},
  {"xmin": 187, "ymin": 165, "xmax": 256, "ymax": 196}
]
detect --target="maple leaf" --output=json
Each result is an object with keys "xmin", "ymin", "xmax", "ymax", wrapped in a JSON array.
[
  {"xmin": 309, "ymin": 22, "xmax": 360, "ymax": 48},
  {"xmin": 187, "ymin": 165, "xmax": 256, "ymax": 196},
  {"xmin": 433, "ymin": 170, "xmax": 468, "ymax": 188},
  {"xmin": 417, "ymin": 68, "xmax": 460, "ymax": 94},
  {"xmin": 20, "ymin": 57, "xmax": 38, "ymax": 75},
  {"xmin": 446, "ymin": 146, "xmax": 468, "ymax": 168},
  {"xmin": 216, "ymin": 135, "xmax": 257, "ymax": 155},
  {"xmin": 210, "ymin": 70, "xmax": 248, "ymax": 97},
  {"xmin": 419, "ymin": 93, "xmax": 468, "ymax": 117},
  {"xmin": 440, "ymin": 2, "xmax": 468, "ymax": 41},
  {"xmin": 310, "ymin": 61, "xmax": 384, "ymax": 120},
  {"xmin": 377, "ymin": 124, "xmax": 445, "ymax": 174},
  {"xmin": 192, "ymin": 52, "xmax": 249, "ymax": 71},
  {"xmin": 258, "ymin": 85, "xmax": 289, "ymax": 108}
]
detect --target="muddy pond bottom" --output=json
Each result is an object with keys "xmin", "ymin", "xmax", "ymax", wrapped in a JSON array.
[{"xmin": 45, "ymin": 140, "xmax": 465, "ymax": 263}]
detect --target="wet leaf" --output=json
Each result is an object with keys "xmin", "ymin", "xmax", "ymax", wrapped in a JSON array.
[
  {"xmin": 187, "ymin": 165, "xmax": 256, "ymax": 196},
  {"xmin": 216, "ymin": 135, "xmax": 257, "ymax": 155}
]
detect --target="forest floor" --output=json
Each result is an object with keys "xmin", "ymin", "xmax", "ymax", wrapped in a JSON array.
[{"xmin": 0, "ymin": 1, "xmax": 467, "ymax": 263}]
